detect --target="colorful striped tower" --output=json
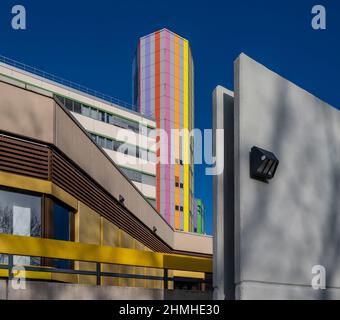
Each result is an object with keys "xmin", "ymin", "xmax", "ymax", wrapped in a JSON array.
[{"xmin": 133, "ymin": 29, "xmax": 194, "ymax": 232}]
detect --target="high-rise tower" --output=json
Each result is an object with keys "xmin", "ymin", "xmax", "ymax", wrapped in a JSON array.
[{"xmin": 133, "ymin": 29, "xmax": 194, "ymax": 232}]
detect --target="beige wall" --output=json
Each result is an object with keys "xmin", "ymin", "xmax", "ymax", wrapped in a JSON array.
[{"xmin": 0, "ymin": 81, "xmax": 54, "ymax": 143}]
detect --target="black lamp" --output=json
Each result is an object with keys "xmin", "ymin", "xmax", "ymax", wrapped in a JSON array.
[{"xmin": 250, "ymin": 146, "xmax": 279, "ymax": 182}]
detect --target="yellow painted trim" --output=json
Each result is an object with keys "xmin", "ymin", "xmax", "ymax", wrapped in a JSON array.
[
  {"xmin": 172, "ymin": 270, "xmax": 205, "ymax": 279},
  {"xmin": 51, "ymin": 183, "xmax": 78, "ymax": 210},
  {"xmin": 0, "ymin": 234, "xmax": 212, "ymax": 273},
  {"xmin": 0, "ymin": 171, "xmax": 77, "ymax": 210},
  {"xmin": 0, "ymin": 267, "xmax": 52, "ymax": 280}
]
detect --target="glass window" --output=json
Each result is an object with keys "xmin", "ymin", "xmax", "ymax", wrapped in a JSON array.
[
  {"xmin": 105, "ymin": 139, "xmax": 113, "ymax": 150},
  {"xmin": 90, "ymin": 108, "xmax": 98, "ymax": 120},
  {"xmin": 53, "ymin": 202, "xmax": 70, "ymax": 241},
  {"xmin": 81, "ymin": 104, "xmax": 90, "ymax": 117},
  {"xmin": 73, "ymin": 101, "xmax": 81, "ymax": 114},
  {"xmin": 106, "ymin": 114, "xmax": 113, "ymax": 124},
  {"xmin": 98, "ymin": 136, "xmax": 106, "ymax": 148},
  {"xmin": 141, "ymin": 174, "xmax": 156, "ymax": 187},
  {"xmin": 52, "ymin": 202, "xmax": 71, "ymax": 269},
  {"xmin": 65, "ymin": 98, "xmax": 73, "ymax": 111},
  {"xmin": 98, "ymin": 110, "xmax": 105, "ymax": 122},
  {"xmin": 0, "ymin": 189, "xmax": 41, "ymax": 265}
]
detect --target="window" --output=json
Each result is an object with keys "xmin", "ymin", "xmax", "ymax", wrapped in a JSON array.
[
  {"xmin": 53, "ymin": 202, "xmax": 71, "ymax": 241},
  {"xmin": 51, "ymin": 201, "xmax": 72, "ymax": 269},
  {"xmin": 0, "ymin": 189, "xmax": 42, "ymax": 265},
  {"xmin": 105, "ymin": 139, "xmax": 113, "ymax": 150},
  {"xmin": 180, "ymin": 183, "xmax": 183, "ymax": 189},
  {"xmin": 175, "ymin": 182, "xmax": 179, "ymax": 188},
  {"xmin": 98, "ymin": 110, "xmax": 105, "ymax": 122},
  {"xmin": 175, "ymin": 205, "xmax": 179, "ymax": 211},
  {"xmin": 106, "ymin": 114, "xmax": 113, "ymax": 124},
  {"xmin": 98, "ymin": 136, "xmax": 106, "ymax": 148},
  {"xmin": 180, "ymin": 206, "xmax": 183, "ymax": 212},
  {"xmin": 90, "ymin": 108, "xmax": 98, "ymax": 120},
  {"xmin": 81, "ymin": 104, "xmax": 90, "ymax": 117},
  {"xmin": 73, "ymin": 101, "xmax": 81, "ymax": 114},
  {"xmin": 65, "ymin": 98, "xmax": 73, "ymax": 111}
]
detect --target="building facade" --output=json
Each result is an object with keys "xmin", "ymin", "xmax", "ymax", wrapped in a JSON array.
[
  {"xmin": 0, "ymin": 57, "xmax": 157, "ymax": 209},
  {"xmin": 0, "ymin": 71, "xmax": 213, "ymax": 296},
  {"xmin": 133, "ymin": 29, "xmax": 195, "ymax": 232}
]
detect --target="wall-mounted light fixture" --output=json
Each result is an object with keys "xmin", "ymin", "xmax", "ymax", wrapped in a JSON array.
[
  {"xmin": 119, "ymin": 194, "xmax": 125, "ymax": 205},
  {"xmin": 250, "ymin": 146, "xmax": 279, "ymax": 182}
]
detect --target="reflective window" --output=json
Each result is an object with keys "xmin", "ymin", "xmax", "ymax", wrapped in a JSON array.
[
  {"xmin": 90, "ymin": 108, "xmax": 98, "ymax": 120},
  {"xmin": 52, "ymin": 202, "xmax": 71, "ymax": 269},
  {"xmin": 81, "ymin": 104, "xmax": 90, "ymax": 117},
  {"xmin": 55, "ymin": 96, "xmax": 155, "ymax": 136},
  {"xmin": 0, "ymin": 189, "xmax": 41, "ymax": 265},
  {"xmin": 73, "ymin": 101, "xmax": 81, "ymax": 114},
  {"xmin": 98, "ymin": 110, "xmax": 105, "ymax": 122},
  {"xmin": 65, "ymin": 98, "xmax": 73, "ymax": 111}
]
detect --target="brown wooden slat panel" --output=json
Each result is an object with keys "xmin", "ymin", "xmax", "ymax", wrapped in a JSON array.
[
  {"xmin": 53, "ymin": 155, "xmax": 170, "ymax": 252},
  {"xmin": 0, "ymin": 159, "xmax": 47, "ymax": 175},
  {"xmin": 0, "ymin": 155, "xmax": 48, "ymax": 171},
  {"xmin": 0, "ymin": 140, "xmax": 49, "ymax": 157},
  {"xmin": 0, "ymin": 165, "xmax": 48, "ymax": 179},
  {"xmin": 0, "ymin": 136, "xmax": 49, "ymax": 153},
  {"xmin": 0, "ymin": 149, "xmax": 48, "ymax": 166}
]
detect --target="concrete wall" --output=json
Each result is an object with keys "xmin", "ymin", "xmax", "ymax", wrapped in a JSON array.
[
  {"xmin": 232, "ymin": 54, "xmax": 340, "ymax": 299},
  {"xmin": 0, "ymin": 280, "xmax": 212, "ymax": 300},
  {"xmin": 212, "ymin": 86, "xmax": 234, "ymax": 300}
]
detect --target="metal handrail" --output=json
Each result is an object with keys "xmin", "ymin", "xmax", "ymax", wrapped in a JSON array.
[
  {"xmin": 0, "ymin": 256, "xmax": 210, "ymax": 289},
  {"xmin": 0, "ymin": 54, "xmax": 137, "ymax": 111}
]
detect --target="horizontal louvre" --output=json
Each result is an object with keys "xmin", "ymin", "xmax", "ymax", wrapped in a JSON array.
[
  {"xmin": 0, "ymin": 136, "xmax": 49, "ymax": 180},
  {"xmin": 51, "ymin": 151, "xmax": 171, "ymax": 253}
]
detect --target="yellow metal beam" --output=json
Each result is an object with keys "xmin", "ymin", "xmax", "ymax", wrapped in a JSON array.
[
  {"xmin": 0, "ymin": 234, "xmax": 212, "ymax": 273},
  {"xmin": 0, "ymin": 171, "xmax": 78, "ymax": 210}
]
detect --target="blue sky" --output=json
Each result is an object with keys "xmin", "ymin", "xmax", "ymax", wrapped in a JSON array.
[{"xmin": 0, "ymin": 0, "xmax": 339, "ymax": 235}]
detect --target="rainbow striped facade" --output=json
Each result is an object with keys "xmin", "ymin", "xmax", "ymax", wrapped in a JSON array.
[
  {"xmin": 133, "ymin": 29, "xmax": 194, "ymax": 232},
  {"xmin": 194, "ymin": 198, "xmax": 205, "ymax": 234}
]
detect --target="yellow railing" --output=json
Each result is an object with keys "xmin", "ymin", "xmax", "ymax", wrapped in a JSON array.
[{"xmin": 0, "ymin": 233, "xmax": 212, "ymax": 273}]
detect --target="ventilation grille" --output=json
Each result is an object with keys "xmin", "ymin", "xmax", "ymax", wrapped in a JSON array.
[{"xmin": 0, "ymin": 135, "xmax": 49, "ymax": 180}]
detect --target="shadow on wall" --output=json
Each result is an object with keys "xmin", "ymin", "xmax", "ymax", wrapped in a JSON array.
[{"xmin": 238, "ymin": 60, "xmax": 340, "ymax": 299}]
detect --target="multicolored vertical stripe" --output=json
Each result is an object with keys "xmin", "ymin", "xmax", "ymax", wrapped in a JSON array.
[
  {"xmin": 194, "ymin": 198, "xmax": 205, "ymax": 234},
  {"xmin": 134, "ymin": 29, "xmax": 194, "ymax": 231}
]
